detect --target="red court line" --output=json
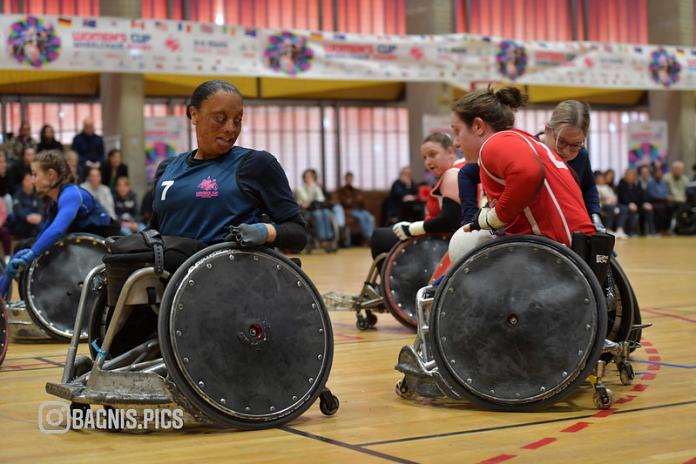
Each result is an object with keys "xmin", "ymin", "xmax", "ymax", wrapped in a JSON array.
[
  {"xmin": 682, "ymin": 458, "xmax": 696, "ymax": 464},
  {"xmin": 521, "ymin": 437, "xmax": 557, "ymax": 450},
  {"xmin": 478, "ymin": 454, "xmax": 517, "ymax": 464},
  {"xmin": 641, "ymin": 341, "xmax": 653, "ymax": 347},
  {"xmin": 334, "ymin": 333, "xmax": 364, "ymax": 341},
  {"xmin": 593, "ymin": 409, "xmax": 616, "ymax": 418},
  {"xmin": 642, "ymin": 373, "xmax": 657, "ymax": 380},
  {"xmin": 641, "ymin": 308, "xmax": 696, "ymax": 324},
  {"xmin": 616, "ymin": 395, "xmax": 637, "ymax": 404},
  {"xmin": 561, "ymin": 422, "xmax": 591, "ymax": 433},
  {"xmin": 645, "ymin": 348, "xmax": 658, "ymax": 354},
  {"xmin": 647, "ymin": 364, "xmax": 661, "ymax": 371},
  {"xmin": 648, "ymin": 356, "xmax": 662, "ymax": 362},
  {"xmin": 632, "ymin": 384, "xmax": 649, "ymax": 392}
]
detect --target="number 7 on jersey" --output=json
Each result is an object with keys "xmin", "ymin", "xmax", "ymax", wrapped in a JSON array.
[{"xmin": 161, "ymin": 180, "xmax": 174, "ymax": 200}]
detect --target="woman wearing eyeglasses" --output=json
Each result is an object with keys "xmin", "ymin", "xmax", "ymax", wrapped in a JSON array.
[{"xmin": 537, "ymin": 100, "xmax": 604, "ymax": 232}]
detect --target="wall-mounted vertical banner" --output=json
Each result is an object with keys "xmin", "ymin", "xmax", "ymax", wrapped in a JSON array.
[
  {"xmin": 144, "ymin": 117, "xmax": 188, "ymax": 181},
  {"xmin": 627, "ymin": 121, "xmax": 668, "ymax": 168}
]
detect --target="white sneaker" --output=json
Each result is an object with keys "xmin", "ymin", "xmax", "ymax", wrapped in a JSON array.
[{"xmin": 614, "ymin": 230, "xmax": 629, "ymax": 240}]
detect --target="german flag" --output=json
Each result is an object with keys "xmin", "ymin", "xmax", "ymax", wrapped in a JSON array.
[{"xmin": 58, "ymin": 17, "xmax": 72, "ymax": 27}]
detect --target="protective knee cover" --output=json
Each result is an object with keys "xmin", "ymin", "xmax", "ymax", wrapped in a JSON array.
[{"xmin": 448, "ymin": 228, "xmax": 493, "ymax": 266}]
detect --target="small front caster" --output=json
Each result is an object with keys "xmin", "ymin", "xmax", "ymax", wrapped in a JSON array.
[
  {"xmin": 319, "ymin": 389, "xmax": 339, "ymax": 416},
  {"xmin": 593, "ymin": 385, "xmax": 614, "ymax": 409},
  {"xmin": 618, "ymin": 362, "xmax": 635, "ymax": 386}
]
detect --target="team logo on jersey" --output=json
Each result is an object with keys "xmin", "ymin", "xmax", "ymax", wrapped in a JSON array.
[{"xmin": 196, "ymin": 176, "xmax": 219, "ymax": 199}]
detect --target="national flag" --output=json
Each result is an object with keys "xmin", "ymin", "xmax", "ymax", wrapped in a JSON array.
[
  {"xmin": 245, "ymin": 28, "xmax": 257, "ymax": 37},
  {"xmin": 310, "ymin": 32, "xmax": 323, "ymax": 41},
  {"xmin": 58, "ymin": 17, "xmax": 72, "ymax": 27},
  {"xmin": 131, "ymin": 19, "xmax": 145, "ymax": 30},
  {"xmin": 200, "ymin": 23, "xmax": 214, "ymax": 34},
  {"xmin": 334, "ymin": 33, "xmax": 346, "ymax": 40},
  {"xmin": 82, "ymin": 18, "xmax": 97, "ymax": 28},
  {"xmin": 634, "ymin": 46, "xmax": 642, "ymax": 53},
  {"xmin": 676, "ymin": 48, "xmax": 685, "ymax": 55},
  {"xmin": 155, "ymin": 20, "xmax": 168, "ymax": 31}
]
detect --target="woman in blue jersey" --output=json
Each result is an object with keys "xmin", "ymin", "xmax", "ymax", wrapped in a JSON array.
[
  {"xmin": 149, "ymin": 80, "xmax": 306, "ymax": 251},
  {"xmin": 0, "ymin": 151, "xmax": 117, "ymax": 297}
]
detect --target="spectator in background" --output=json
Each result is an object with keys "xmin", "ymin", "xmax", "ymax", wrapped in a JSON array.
[
  {"xmin": 664, "ymin": 160, "xmax": 688, "ymax": 205},
  {"xmin": 8, "ymin": 146, "xmax": 35, "ymax": 194},
  {"xmin": 296, "ymin": 168, "xmax": 335, "ymax": 251},
  {"xmin": 5, "ymin": 120, "xmax": 36, "ymax": 163},
  {"xmin": 637, "ymin": 164, "xmax": 657, "ymax": 235},
  {"xmin": 0, "ymin": 193, "xmax": 10, "ymax": 256},
  {"xmin": 80, "ymin": 167, "xmax": 117, "ymax": 220},
  {"xmin": 337, "ymin": 172, "xmax": 375, "ymax": 245},
  {"xmin": 101, "ymin": 148, "xmax": 129, "ymax": 189},
  {"xmin": 647, "ymin": 164, "xmax": 673, "ymax": 234},
  {"xmin": 0, "ymin": 150, "xmax": 11, "ymax": 213},
  {"xmin": 37, "ymin": 124, "xmax": 64, "ymax": 152},
  {"xmin": 617, "ymin": 167, "xmax": 654, "ymax": 236},
  {"xmin": 595, "ymin": 170, "xmax": 628, "ymax": 239},
  {"xmin": 113, "ymin": 176, "xmax": 144, "ymax": 235},
  {"xmin": 65, "ymin": 149, "xmax": 84, "ymax": 182},
  {"xmin": 604, "ymin": 168, "xmax": 617, "ymax": 191},
  {"xmin": 10, "ymin": 172, "xmax": 43, "ymax": 240},
  {"xmin": 386, "ymin": 166, "xmax": 422, "ymax": 224},
  {"xmin": 71, "ymin": 117, "xmax": 104, "ymax": 170}
]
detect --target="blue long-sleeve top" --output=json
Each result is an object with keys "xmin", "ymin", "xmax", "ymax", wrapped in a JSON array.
[
  {"xmin": 566, "ymin": 147, "xmax": 600, "ymax": 216},
  {"xmin": 31, "ymin": 184, "xmax": 111, "ymax": 256},
  {"xmin": 457, "ymin": 163, "xmax": 480, "ymax": 224},
  {"xmin": 646, "ymin": 179, "xmax": 669, "ymax": 201}
]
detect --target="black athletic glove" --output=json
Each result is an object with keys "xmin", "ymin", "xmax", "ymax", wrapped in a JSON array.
[{"xmin": 226, "ymin": 223, "xmax": 269, "ymax": 247}]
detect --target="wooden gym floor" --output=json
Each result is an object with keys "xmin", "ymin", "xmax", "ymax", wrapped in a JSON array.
[{"xmin": 1, "ymin": 237, "xmax": 695, "ymax": 463}]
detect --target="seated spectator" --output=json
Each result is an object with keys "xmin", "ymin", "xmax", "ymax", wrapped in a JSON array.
[
  {"xmin": 646, "ymin": 164, "xmax": 673, "ymax": 234},
  {"xmin": 604, "ymin": 168, "xmax": 617, "ymax": 190},
  {"xmin": 637, "ymin": 165, "xmax": 657, "ymax": 235},
  {"xmin": 0, "ymin": 150, "xmax": 12, "ymax": 214},
  {"xmin": 10, "ymin": 172, "xmax": 43, "ymax": 240},
  {"xmin": 664, "ymin": 160, "xmax": 688, "ymax": 206},
  {"xmin": 595, "ymin": 170, "xmax": 628, "ymax": 239},
  {"xmin": 101, "ymin": 148, "xmax": 129, "ymax": 189},
  {"xmin": 385, "ymin": 166, "xmax": 422, "ymax": 224},
  {"xmin": 113, "ymin": 176, "xmax": 144, "ymax": 236},
  {"xmin": 337, "ymin": 172, "xmax": 375, "ymax": 245},
  {"xmin": 65, "ymin": 149, "xmax": 84, "ymax": 182},
  {"xmin": 617, "ymin": 167, "xmax": 654, "ymax": 236},
  {"xmin": 0, "ymin": 192, "xmax": 10, "ymax": 257},
  {"xmin": 36, "ymin": 124, "xmax": 64, "ymax": 152},
  {"xmin": 296, "ymin": 168, "xmax": 335, "ymax": 251},
  {"xmin": 80, "ymin": 167, "xmax": 117, "ymax": 220},
  {"xmin": 5, "ymin": 120, "xmax": 36, "ymax": 164},
  {"xmin": 8, "ymin": 146, "xmax": 35, "ymax": 194}
]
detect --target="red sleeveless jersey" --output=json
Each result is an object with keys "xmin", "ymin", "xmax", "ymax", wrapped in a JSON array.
[{"xmin": 478, "ymin": 129, "xmax": 594, "ymax": 246}]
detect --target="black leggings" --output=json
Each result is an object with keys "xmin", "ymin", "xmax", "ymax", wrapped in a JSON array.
[{"xmin": 370, "ymin": 227, "xmax": 400, "ymax": 260}]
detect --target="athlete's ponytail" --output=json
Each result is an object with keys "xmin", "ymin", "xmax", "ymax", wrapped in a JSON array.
[{"xmin": 451, "ymin": 85, "xmax": 528, "ymax": 132}]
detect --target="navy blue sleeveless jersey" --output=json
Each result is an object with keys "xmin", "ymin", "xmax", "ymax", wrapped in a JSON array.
[{"xmin": 153, "ymin": 146, "xmax": 301, "ymax": 243}]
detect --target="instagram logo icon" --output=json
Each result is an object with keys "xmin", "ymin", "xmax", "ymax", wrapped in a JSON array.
[{"xmin": 38, "ymin": 401, "xmax": 70, "ymax": 434}]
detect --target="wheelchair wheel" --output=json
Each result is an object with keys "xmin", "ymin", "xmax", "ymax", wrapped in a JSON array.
[
  {"xmin": 23, "ymin": 234, "xmax": 107, "ymax": 342},
  {"xmin": 87, "ymin": 287, "xmax": 159, "ymax": 362},
  {"xmin": 605, "ymin": 258, "xmax": 635, "ymax": 344},
  {"xmin": 381, "ymin": 234, "xmax": 450, "ymax": 329},
  {"xmin": 0, "ymin": 298, "xmax": 8, "ymax": 366},
  {"xmin": 429, "ymin": 235, "xmax": 607, "ymax": 411},
  {"xmin": 158, "ymin": 244, "xmax": 334, "ymax": 429}
]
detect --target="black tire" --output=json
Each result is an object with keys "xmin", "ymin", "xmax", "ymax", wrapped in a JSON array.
[
  {"xmin": 319, "ymin": 390, "xmax": 339, "ymax": 416},
  {"xmin": 429, "ymin": 235, "xmax": 608, "ymax": 412},
  {"xmin": 158, "ymin": 244, "xmax": 334, "ymax": 429}
]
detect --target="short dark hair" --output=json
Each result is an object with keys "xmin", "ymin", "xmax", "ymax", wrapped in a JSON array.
[{"xmin": 186, "ymin": 80, "xmax": 242, "ymax": 119}]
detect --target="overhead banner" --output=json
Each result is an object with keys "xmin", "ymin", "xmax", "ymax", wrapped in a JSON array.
[
  {"xmin": 627, "ymin": 121, "xmax": 668, "ymax": 168},
  {"xmin": 3, "ymin": 14, "xmax": 696, "ymax": 90}
]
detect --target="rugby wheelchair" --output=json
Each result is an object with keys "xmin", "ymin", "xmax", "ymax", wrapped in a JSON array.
[
  {"xmin": 7, "ymin": 234, "xmax": 107, "ymax": 342},
  {"xmin": 0, "ymin": 297, "xmax": 7, "ymax": 366},
  {"xmin": 46, "ymin": 231, "xmax": 340, "ymax": 429},
  {"xmin": 351, "ymin": 234, "xmax": 450, "ymax": 330},
  {"xmin": 395, "ymin": 233, "xmax": 647, "ymax": 411}
]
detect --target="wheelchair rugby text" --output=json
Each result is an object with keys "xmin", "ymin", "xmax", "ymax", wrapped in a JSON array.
[{"xmin": 38, "ymin": 401, "xmax": 184, "ymax": 433}]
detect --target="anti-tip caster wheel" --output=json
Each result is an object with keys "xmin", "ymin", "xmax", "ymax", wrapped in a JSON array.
[
  {"xmin": 319, "ymin": 390, "xmax": 339, "ymax": 416},
  {"xmin": 70, "ymin": 355, "xmax": 93, "ymax": 381},
  {"xmin": 356, "ymin": 315, "xmax": 371, "ymax": 330},
  {"xmin": 366, "ymin": 311, "xmax": 378, "ymax": 327},
  {"xmin": 395, "ymin": 379, "xmax": 415, "ymax": 399},
  {"xmin": 593, "ymin": 385, "xmax": 615, "ymax": 410},
  {"xmin": 618, "ymin": 362, "xmax": 635, "ymax": 386}
]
